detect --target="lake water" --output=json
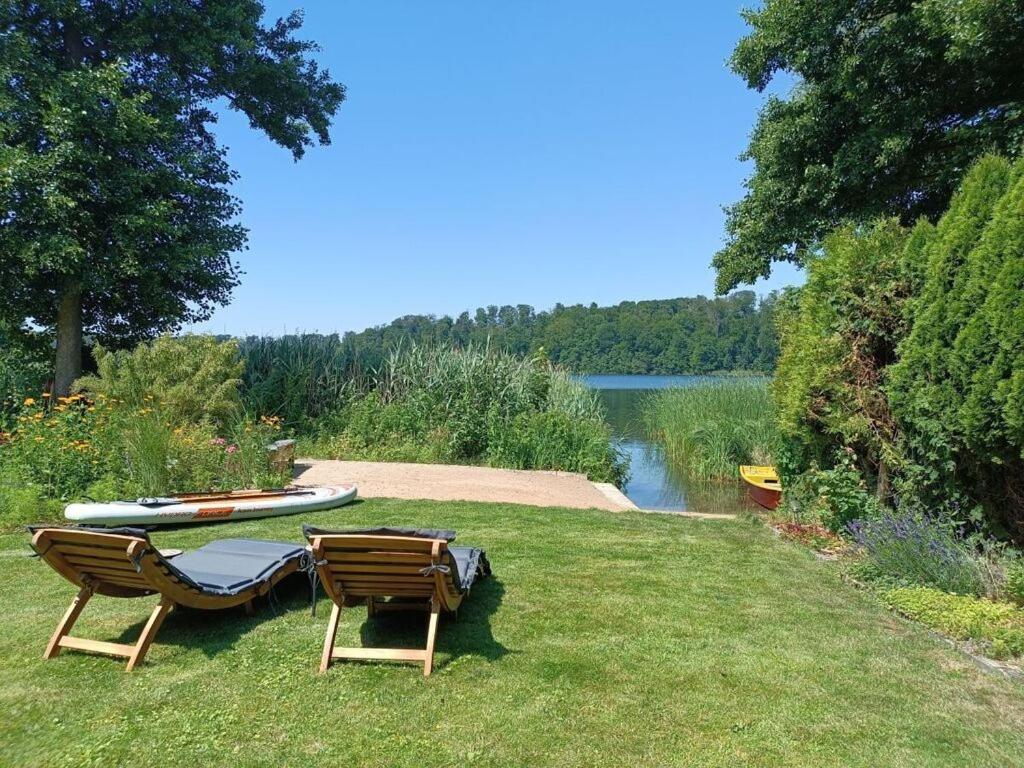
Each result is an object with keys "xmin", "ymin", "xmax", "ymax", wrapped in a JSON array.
[{"xmin": 580, "ymin": 374, "xmax": 753, "ymax": 514}]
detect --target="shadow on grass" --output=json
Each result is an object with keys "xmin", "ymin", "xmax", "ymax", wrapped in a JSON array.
[
  {"xmin": 348, "ymin": 576, "xmax": 511, "ymax": 670},
  {"xmin": 109, "ymin": 572, "xmax": 313, "ymax": 661}
]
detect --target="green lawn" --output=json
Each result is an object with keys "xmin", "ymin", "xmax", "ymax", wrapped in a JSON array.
[{"xmin": 2, "ymin": 500, "xmax": 1023, "ymax": 767}]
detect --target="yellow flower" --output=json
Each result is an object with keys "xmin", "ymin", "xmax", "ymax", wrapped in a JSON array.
[
  {"xmin": 23, "ymin": 397, "xmax": 35, "ymax": 406},
  {"xmin": 33, "ymin": 436, "xmax": 44, "ymax": 442}
]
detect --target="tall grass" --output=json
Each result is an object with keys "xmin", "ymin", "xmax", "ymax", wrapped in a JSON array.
[
  {"xmin": 239, "ymin": 334, "xmax": 368, "ymax": 428},
  {"xmin": 300, "ymin": 344, "xmax": 628, "ymax": 484},
  {"xmin": 643, "ymin": 380, "xmax": 776, "ymax": 481}
]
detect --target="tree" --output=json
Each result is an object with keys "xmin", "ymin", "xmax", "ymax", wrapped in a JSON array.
[
  {"xmin": 888, "ymin": 154, "xmax": 1024, "ymax": 535},
  {"xmin": 714, "ymin": 0, "xmax": 1024, "ymax": 293},
  {"xmin": 0, "ymin": 2, "xmax": 344, "ymax": 393},
  {"xmin": 772, "ymin": 220, "xmax": 911, "ymax": 500}
]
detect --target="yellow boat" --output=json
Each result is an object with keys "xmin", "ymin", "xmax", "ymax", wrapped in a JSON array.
[{"xmin": 739, "ymin": 465, "xmax": 782, "ymax": 510}]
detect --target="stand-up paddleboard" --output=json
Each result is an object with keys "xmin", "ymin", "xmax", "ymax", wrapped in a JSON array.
[{"xmin": 64, "ymin": 485, "xmax": 357, "ymax": 527}]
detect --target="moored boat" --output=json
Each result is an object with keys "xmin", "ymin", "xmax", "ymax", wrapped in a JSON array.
[
  {"xmin": 64, "ymin": 484, "xmax": 357, "ymax": 527},
  {"xmin": 739, "ymin": 466, "xmax": 782, "ymax": 510}
]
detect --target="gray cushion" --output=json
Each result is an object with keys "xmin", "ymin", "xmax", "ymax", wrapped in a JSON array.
[
  {"xmin": 449, "ymin": 546, "xmax": 491, "ymax": 592},
  {"xmin": 166, "ymin": 538, "xmax": 306, "ymax": 597}
]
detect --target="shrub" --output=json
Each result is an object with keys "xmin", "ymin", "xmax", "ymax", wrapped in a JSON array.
[
  {"xmin": 882, "ymin": 586, "xmax": 1024, "ymax": 659},
  {"xmin": 104, "ymin": 407, "xmax": 287, "ymax": 497},
  {"xmin": 0, "ymin": 395, "xmax": 108, "ymax": 501},
  {"xmin": 75, "ymin": 335, "xmax": 244, "ymax": 429},
  {"xmin": 1004, "ymin": 561, "xmax": 1024, "ymax": 607},
  {"xmin": 0, "ymin": 326, "xmax": 51, "ymax": 429},
  {"xmin": 0, "ymin": 388, "xmax": 288, "ymax": 517},
  {"xmin": 847, "ymin": 512, "xmax": 988, "ymax": 596},
  {"xmin": 783, "ymin": 458, "xmax": 881, "ymax": 532},
  {"xmin": 772, "ymin": 219, "xmax": 912, "ymax": 502},
  {"xmin": 642, "ymin": 380, "xmax": 775, "ymax": 481},
  {"xmin": 0, "ymin": 480, "xmax": 64, "ymax": 530}
]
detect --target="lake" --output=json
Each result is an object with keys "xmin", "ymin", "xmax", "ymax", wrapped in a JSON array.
[{"xmin": 580, "ymin": 374, "xmax": 754, "ymax": 514}]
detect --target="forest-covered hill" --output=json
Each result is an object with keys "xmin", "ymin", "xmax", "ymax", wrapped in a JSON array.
[{"xmin": 292, "ymin": 291, "xmax": 778, "ymax": 375}]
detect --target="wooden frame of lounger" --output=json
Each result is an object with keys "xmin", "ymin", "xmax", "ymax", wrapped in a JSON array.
[
  {"xmin": 308, "ymin": 534, "xmax": 467, "ymax": 677},
  {"xmin": 31, "ymin": 528, "xmax": 301, "ymax": 671}
]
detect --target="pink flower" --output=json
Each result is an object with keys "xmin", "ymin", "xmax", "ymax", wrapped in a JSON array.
[
  {"xmin": 210, "ymin": 437, "xmax": 226, "ymax": 446},
  {"xmin": 226, "ymin": 444, "xmax": 238, "ymax": 454}
]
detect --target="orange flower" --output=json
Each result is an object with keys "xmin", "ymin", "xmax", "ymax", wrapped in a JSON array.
[{"xmin": 23, "ymin": 397, "xmax": 35, "ymax": 406}]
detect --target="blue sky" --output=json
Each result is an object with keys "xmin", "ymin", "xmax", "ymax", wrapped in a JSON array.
[{"xmin": 191, "ymin": 1, "xmax": 802, "ymax": 336}]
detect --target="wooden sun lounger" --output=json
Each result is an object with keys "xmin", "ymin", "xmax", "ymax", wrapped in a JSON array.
[
  {"xmin": 305, "ymin": 527, "xmax": 490, "ymax": 676},
  {"xmin": 30, "ymin": 527, "xmax": 305, "ymax": 670}
]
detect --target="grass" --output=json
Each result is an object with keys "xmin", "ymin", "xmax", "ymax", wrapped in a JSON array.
[
  {"xmin": 2, "ymin": 500, "xmax": 1024, "ymax": 766},
  {"xmin": 643, "ymin": 380, "xmax": 776, "ymax": 481}
]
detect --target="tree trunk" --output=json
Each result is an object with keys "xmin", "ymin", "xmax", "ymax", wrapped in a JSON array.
[
  {"xmin": 876, "ymin": 458, "xmax": 890, "ymax": 504},
  {"xmin": 53, "ymin": 19, "xmax": 86, "ymax": 398},
  {"xmin": 54, "ymin": 283, "xmax": 83, "ymax": 396}
]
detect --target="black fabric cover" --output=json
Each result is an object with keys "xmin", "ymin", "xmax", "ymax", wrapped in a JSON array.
[
  {"xmin": 164, "ymin": 538, "xmax": 307, "ymax": 597},
  {"xmin": 302, "ymin": 524, "xmax": 457, "ymax": 542}
]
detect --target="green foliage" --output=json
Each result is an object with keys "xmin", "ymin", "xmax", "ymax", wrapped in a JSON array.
[
  {"xmin": 1004, "ymin": 561, "xmax": 1024, "ymax": 607},
  {"xmin": 848, "ymin": 512, "xmax": 989, "ymax": 596},
  {"xmin": 888, "ymin": 155, "xmax": 1024, "ymax": 534},
  {"xmin": 0, "ymin": 325, "xmax": 50, "ymax": 427},
  {"xmin": 303, "ymin": 345, "xmax": 626, "ymax": 483},
  {"xmin": 109, "ymin": 412, "xmax": 284, "ymax": 499},
  {"xmin": 716, "ymin": 0, "xmax": 1024, "ymax": 292},
  {"xmin": 0, "ymin": 481, "xmax": 62, "ymax": 530},
  {"xmin": 75, "ymin": 335, "xmax": 244, "ymax": 429},
  {"xmin": 773, "ymin": 220, "xmax": 912, "ymax": 498},
  {"xmin": 0, "ymin": 394, "xmax": 106, "ymax": 501},
  {"xmin": 642, "ymin": 380, "xmax": 776, "ymax": 481},
  {"xmin": 240, "ymin": 334, "xmax": 364, "ymax": 429},
  {"xmin": 0, "ymin": 335, "xmax": 288, "ymax": 529},
  {"xmin": 486, "ymin": 410, "xmax": 625, "ymax": 485},
  {"xmin": 883, "ymin": 587, "xmax": 1024, "ymax": 660},
  {"xmin": 0, "ymin": 2, "xmax": 344, "ymax": 386},
  {"xmin": 783, "ymin": 460, "xmax": 881, "ymax": 533}
]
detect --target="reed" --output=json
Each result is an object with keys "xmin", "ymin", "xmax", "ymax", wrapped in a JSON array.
[
  {"xmin": 239, "ymin": 334, "xmax": 370, "ymax": 428},
  {"xmin": 643, "ymin": 379, "xmax": 776, "ymax": 481},
  {"xmin": 299, "ymin": 343, "xmax": 627, "ymax": 483}
]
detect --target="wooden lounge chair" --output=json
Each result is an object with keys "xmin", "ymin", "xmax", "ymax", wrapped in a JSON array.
[
  {"xmin": 30, "ymin": 526, "xmax": 307, "ymax": 670},
  {"xmin": 304, "ymin": 526, "xmax": 491, "ymax": 676}
]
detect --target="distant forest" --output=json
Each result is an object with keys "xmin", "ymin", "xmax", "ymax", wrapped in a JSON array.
[{"xmin": 313, "ymin": 291, "xmax": 778, "ymax": 375}]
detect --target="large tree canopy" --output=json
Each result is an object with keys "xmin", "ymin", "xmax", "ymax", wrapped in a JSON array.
[
  {"xmin": 714, "ymin": 0, "xmax": 1024, "ymax": 293},
  {"xmin": 0, "ymin": 1, "xmax": 344, "ymax": 392}
]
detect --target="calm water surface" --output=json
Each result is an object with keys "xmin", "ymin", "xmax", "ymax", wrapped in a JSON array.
[{"xmin": 580, "ymin": 375, "xmax": 753, "ymax": 514}]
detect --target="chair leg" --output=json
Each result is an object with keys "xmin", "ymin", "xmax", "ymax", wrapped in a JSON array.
[
  {"xmin": 44, "ymin": 586, "xmax": 92, "ymax": 660},
  {"xmin": 423, "ymin": 598, "xmax": 441, "ymax": 677},
  {"xmin": 367, "ymin": 597, "xmax": 376, "ymax": 618},
  {"xmin": 320, "ymin": 602, "xmax": 342, "ymax": 673},
  {"xmin": 125, "ymin": 597, "xmax": 174, "ymax": 672}
]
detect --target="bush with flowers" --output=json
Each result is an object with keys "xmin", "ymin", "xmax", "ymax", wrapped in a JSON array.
[{"xmin": 0, "ymin": 391, "xmax": 290, "ymax": 531}]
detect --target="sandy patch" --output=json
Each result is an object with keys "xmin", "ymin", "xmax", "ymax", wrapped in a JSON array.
[{"xmin": 294, "ymin": 459, "xmax": 638, "ymax": 512}]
